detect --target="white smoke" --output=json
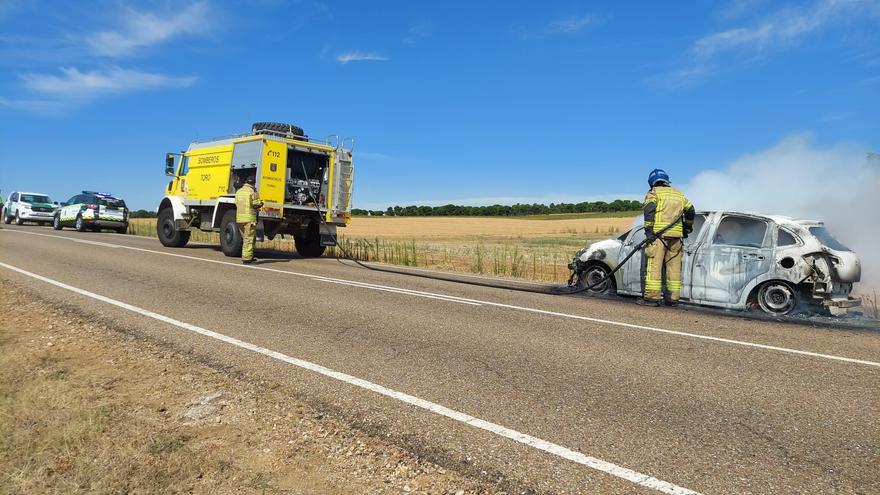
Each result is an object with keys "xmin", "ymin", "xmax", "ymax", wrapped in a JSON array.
[{"xmin": 680, "ymin": 134, "xmax": 880, "ymax": 289}]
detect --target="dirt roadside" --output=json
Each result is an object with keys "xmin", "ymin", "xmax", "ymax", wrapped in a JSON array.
[{"xmin": 0, "ymin": 281, "xmax": 502, "ymax": 494}]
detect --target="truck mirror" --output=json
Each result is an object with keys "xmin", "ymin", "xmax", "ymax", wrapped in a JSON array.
[{"xmin": 165, "ymin": 154, "xmax": 176, "ymax": 176}]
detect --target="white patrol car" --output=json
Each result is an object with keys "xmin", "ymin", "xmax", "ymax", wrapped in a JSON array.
[
  {"xmin": 2, "ymin": 191, "xmax": 57, "ymax": 225},
  {"xmin": 54, "ymin": 191, "xmax": 129, "ymax": 233}
]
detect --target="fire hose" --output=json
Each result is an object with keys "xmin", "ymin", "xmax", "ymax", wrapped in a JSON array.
[{"xmin": 298, "ymin": 163, "xmax": 682, "ymax": 296}]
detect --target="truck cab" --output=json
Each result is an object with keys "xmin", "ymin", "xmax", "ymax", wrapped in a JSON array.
[{"xmin": 157, "ymin": 122, "xmax": 354, "ymax": 258}]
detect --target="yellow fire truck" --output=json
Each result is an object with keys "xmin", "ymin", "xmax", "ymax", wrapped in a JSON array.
[{"xmin": 157, "ymin": 122, "xmax": 353, "ymax": 257}]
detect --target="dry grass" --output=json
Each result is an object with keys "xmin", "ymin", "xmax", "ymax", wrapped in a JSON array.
[
  {"xmin": 0, "ymin": 283, "xmax": 498, "ymax": 494},
  {"xmin": 861, "ymin": 290, "xmax": 879, "ymax": 319},
  {"xmin": 128, "ymin": 214, "xmax": 635, "ymax": 283}
]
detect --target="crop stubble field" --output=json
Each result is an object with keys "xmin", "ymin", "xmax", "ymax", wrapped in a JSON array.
[{"xmin": 129, "ymin": 213, "xmax": 638, "ymax": 283}]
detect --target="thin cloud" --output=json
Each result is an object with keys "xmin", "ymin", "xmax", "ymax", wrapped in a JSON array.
[
  {"xmin": 336, "ymin": 51, "xmax": 388, "ymax": 64},
  {"xmin": 549, "ymin": 15, "xmax": 598, "ymax": 34},
  {"xmin": 87, "ymin": 1, "xmax": 213, "ymax": 57},
  {"xmin": 659, "ymin": 0, "xmax": 880, "ymax": 88},
  {"xmin": 404, "ymin": 22, "xmax": 431, "ymax": 44},
  {"xmin": 517, "ymin": 14, "xmax": 602, "ymax": 39},
  {"xmin": 21, "ymin": 67, "xmax": 196, "ymax": 96},
  {"xmin": 6, "ymin": 66, "xmax": 196, "ymax": 113}
]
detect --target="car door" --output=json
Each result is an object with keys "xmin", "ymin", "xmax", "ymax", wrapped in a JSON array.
[
  {"xmin": 617, "ymin": 227, "xmax": 647, "ymax": 295},
  {"xmin": 61, "ymin": 195, "xmax": 82, "ymax": 224},
  {"xmin": 680, "ymin": 213, "xmax": 709, "ymax": 300},
  {"xmin": 3, "ymin": 192, "xmax": 16, "ymax": 219},
  {"xmin": 690, "ymin": 214, "xmax": 773, "ymax": 305}
]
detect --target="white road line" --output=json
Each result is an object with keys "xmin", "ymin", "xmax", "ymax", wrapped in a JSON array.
[
  {"xmin": 71, "ymin": 238, "xmax": 122, "ymax": 248},
  {"xmin": 0, "ymin": 260, "xmax": 699, "ymax": 495},
  {"xmin": 4, "ymin": 229, "xmax": 880, "ymax": 368},
  {"xmin": 314, "ymin": 278, "xmax": 482, "ymax": 306}
]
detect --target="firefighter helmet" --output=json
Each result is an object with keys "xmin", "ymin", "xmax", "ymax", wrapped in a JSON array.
[{"xmin": 648, "ymin": 168, "xmax": 670, "ymax": 187}]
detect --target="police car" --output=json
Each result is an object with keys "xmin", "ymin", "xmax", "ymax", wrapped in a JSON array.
[
  {"xmin": 2, "ymin": 191, "xmax": 57, "ymax": 225},
  {"xmin": 54, "ymin": 191, "xmax": 129, "ymax": 233}
]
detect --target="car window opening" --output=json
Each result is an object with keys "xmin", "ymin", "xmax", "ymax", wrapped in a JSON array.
[
  {"xmin": 809, "ymin": 226, "xmax": 850, "ymax": 252},
  {"xmin": 777, "ymin": 229, "xmax": 798, "ymax": 247},
  {"xmin": 713, "ymin": 216, "xmax": 767, "ymax": 248}
]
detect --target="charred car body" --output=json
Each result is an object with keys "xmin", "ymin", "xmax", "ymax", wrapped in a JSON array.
[{"xmin": 569, "ymin": 211, "xmax": 861, "ymax": 315}]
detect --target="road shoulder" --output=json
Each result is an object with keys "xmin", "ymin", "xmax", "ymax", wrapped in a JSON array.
[{"xmin": 0, "ymin": 280, "xmax": 499, "ymax": 494}]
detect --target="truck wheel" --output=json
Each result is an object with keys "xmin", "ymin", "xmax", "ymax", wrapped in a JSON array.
[
  {"xmin": 53, "ymin": 215, "xmax": 63, "ymax": 230},
  {"xmin": 157, "ymin": 208, "xmax": 190, "ymax": 247},
  {"xmin": 14, "ymin": 211, "xmax": 24, "ymax": 225},
  {"xmin": 756, "ymin": 281, "xmax": 798, "ymax": 315},
  {"xmin": 219, "ymin": 210, "xmax": 243, "ymax": 257},
  {"xmin": 295, "ymin": 223, "xmax": 325, "ymax": 258}
]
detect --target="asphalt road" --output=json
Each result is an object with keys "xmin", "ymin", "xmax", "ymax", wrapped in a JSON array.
[{"xmin": 1, "ymin": 224, "xmax": 878, "ymax": 494}]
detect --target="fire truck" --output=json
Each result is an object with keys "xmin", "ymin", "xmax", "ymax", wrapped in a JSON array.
[{"xmin": 158, "ymin": 122, "xmax": 353, "ymax": 257}]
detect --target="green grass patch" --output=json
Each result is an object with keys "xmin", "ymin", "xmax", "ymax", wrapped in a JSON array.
[{"xmin": 146, "ymin": 435, "xmax": 187, "ymax": 455}]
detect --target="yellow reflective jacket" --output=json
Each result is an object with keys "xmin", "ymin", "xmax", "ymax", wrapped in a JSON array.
[
  {"xmin": 644, "ymin": 185, "xmax": 694, "ymax": 238},
  {"xmin": 235, "ymin": 183, "xmax": 262, "ymax": 223}
]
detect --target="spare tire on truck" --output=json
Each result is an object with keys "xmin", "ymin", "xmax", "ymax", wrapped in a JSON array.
[{"xmin": 251, "ymin": 122, "xmax": 307, "ymax": 139}]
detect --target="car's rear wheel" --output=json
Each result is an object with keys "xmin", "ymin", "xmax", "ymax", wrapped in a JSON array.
[
  {"xmin": 219, "ymin": 210, "xmax": 243, "ymax": 257},
  {"xmin": 14, "ymin": 211, "xmax": 23, "ymax": 225},
  {"xmin": 294, "ymin": 223, "xmax": 325, "ymax": 258},
  {"xmin": 1, "ymin": 208, "xmax": 9, "ymax": 224},
  {"xmin": 156, "ymin": 208, "xmax": 190, "ymax": 247},
  {"xmin": 757, "ymin": 281, "xmax": 798, "ymax": 315},
  {"xmin": 75, "ymin": 215, "xmax": 87, "ymax": 232},
  {"xmin": 53, "ymin": 215, "xmax": 63, "ymax": 230},
  {"xmin": 577, "ymin": 264, "xmax": 616, "ymax": 295}
]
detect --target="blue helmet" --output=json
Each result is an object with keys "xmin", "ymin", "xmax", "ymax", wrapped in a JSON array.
[{"xmin": 648, "ymin": 168, "xmax": 670, "ymax": 187}]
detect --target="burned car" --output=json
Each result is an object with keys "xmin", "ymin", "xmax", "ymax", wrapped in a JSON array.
[{"xmin": 569, "ymin": 211, "xmax": 861, "ymax": 315}]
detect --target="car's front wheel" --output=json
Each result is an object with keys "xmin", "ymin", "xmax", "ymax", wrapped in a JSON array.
[
  {"xmin": 53, "ymin": 215, "xmax": 63, "ymax": 230},
  {"xmin": 14, "ymin": 211, "xmax": 23, "ymax": 225},
  {"xmin": 756, "ymin": 281, "xmax": 798, "ymax": 315},
  {"xmin": 577, "ymin": 263, "xmax": 617, "ymax": 295}
]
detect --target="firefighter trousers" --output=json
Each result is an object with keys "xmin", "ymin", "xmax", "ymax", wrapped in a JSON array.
[
  {"xmin": 238, "ymin": 221, "xmax": 256, "ymax": 261},
  {"xmin": 644, "ymin": 237, "xmax": 683, "ymax": 302}
]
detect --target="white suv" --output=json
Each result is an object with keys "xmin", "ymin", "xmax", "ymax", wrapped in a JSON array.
[{"xmin": 2, "ymin": 191, "xmax": 57, "ymax": 226}]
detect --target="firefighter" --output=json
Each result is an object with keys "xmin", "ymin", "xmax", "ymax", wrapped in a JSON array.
[
  {"xmin": 638, "ymin": 169, "xmax": 695, "ymax": 307},
  {"xmin": 235, "ymin": 176, "xmax": 263, "ymax": 264}
]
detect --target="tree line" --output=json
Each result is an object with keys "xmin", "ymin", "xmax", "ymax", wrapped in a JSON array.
[
  {"xmin": 351, "ymin": 199, "xmax": 642, "ymax": 217},
  {"xmin": 129, "ymin": 210, "xmax": 157, "ymax": 218}
]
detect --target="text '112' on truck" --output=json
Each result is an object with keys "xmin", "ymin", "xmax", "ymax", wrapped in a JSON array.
[{"xmin": 157, "ymin": 122, "xmax": 354, "ymax": 257}]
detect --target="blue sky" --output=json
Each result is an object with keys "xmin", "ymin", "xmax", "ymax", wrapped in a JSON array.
[{"xmin": 0, "ymin": 0, "xmax": 878, "ymax": 210}]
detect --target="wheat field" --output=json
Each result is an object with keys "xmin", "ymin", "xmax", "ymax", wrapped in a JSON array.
[{"xmin": 129, "ymin": 213, "xmax": 638, "ymax": 283}]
